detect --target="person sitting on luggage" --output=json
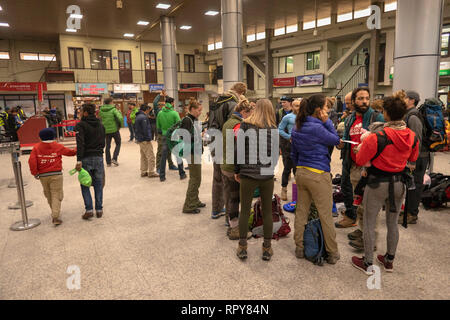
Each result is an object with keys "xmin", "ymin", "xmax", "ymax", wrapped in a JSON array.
[{"xmin": 351, "ymin": 95, "xmax": 419, "ymax": 275}]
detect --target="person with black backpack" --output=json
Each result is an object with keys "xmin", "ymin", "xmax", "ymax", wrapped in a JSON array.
[{"xmin": 351, "ymin": 95, "xmax": 419, "ymax": 275}]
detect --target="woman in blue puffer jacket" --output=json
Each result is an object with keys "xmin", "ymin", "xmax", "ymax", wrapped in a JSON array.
[{"xmin": 290, "ymin": 94, "xmax": 342, "ymax": 265}]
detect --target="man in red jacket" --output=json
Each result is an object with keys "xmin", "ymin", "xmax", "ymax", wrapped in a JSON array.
[
  {"xmin": 29, "ymin": 128, "xmax": 77, "ymax": 226},
  {"xmin": 351, "ymin": 96, "xmax": 419, "ymax": 275}
]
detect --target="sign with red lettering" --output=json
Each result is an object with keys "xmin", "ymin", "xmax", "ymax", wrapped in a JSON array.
[
  {"xmin": 180, "ymin": 84, "xmax": 205, "ymax": 92},
  {"xmin": 76, "ymin": 83, "xmax": 108, "ymax": 95},
  {"xmin": 273, "ymin": 77, "xmax": 296, "ymax": 88},
  {"xmin": 0, "ymin": 82, "xmax": 48, "ymax": 92}
]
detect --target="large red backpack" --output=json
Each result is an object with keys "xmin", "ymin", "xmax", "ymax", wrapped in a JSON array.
[{"xmin": 251, "ymin": 194, "xmax": 291, "ymax": 240}]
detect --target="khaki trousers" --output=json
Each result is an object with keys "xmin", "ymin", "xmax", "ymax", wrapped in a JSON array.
[
  {"xmin": 294, "ymin": 168, "xmax": 338, "ymax": 255},
  {"xmin": 139, "ymin": 141, "xmax": 156, "ymax": 175},
  {"xmin": 40, "ymin": 175, "xmax": 64, "ymax": 219}
]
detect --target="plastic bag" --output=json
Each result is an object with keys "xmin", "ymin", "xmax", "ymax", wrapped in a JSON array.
[{"xmin": 69, "ymin": 168, "xmax": 92, "ymax": 187}]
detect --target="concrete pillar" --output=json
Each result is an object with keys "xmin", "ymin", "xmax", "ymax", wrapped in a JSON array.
[
  {"xmin": 160, "ymin": 16, "xmax": 179, "ymax": 109},
  {"xmin": 368, "ymin": 28, "xmax": 380, "ymax": 97},
  {"xmin": 221, "ymin": 0, "xmax": 243, "ymax": 92},
  {"xmin": 393, "ymin": 0, "xmax": 444, "ymax": 100},
  {"xmin": 265, "ymin": 28, "xmax": 274, "ymax": 100}
]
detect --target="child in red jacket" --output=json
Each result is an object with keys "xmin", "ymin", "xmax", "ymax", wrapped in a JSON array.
[{"xmin": 28, "ymin": 128, "xmax": 76, "ymax": 225}]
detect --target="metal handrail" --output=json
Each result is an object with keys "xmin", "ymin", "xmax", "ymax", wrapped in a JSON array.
[{"xmin": 335, "ymin": 66, "xmax": 366, "ymax": 98}]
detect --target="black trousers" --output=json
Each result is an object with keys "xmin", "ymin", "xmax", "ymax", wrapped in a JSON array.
[
  {"xmin": 280, "ymin": 139, "xmax": 296, "ymax": 188},
  {"xmin": 341, "ymin": 163, "xmax": 356, "ymax": 220},
  {"xmin": 105, "ymin": 131, "xmax": 121, "ymax": 164},
  {"xmin": 406, "ymin": 156, "xmax": 429, "ymax": 217}
]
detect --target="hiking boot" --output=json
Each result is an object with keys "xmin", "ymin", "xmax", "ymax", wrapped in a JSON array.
[
  {"xmin": 160, "ymin": 177, "xmax": 166, "ymax": 182},
  {"xmin": 211, "ymin": 209, "xmax": 225, "ymax": 219},
  {"xmin": 326, "ymin": 253, "xmax": 340, "ymax": 265},
  {"xmin": 348, "ymin": 229, "xmax": 363, "ymax": 241},
  {"xmin": 349, "ymin": 238, "xmax": 377, "ymax": 251},
  {"xmin": 148, "ymin": 172, "xmax": 159, "ymax": 178},
  {"xmin": 96, "ymin": 210, "xmax": 103, "ymax": 218},
  {"xmin": 377, "ymin": 254, "xmax": 394, "ymax": 272},
  {"xmin": 398, "ymin": 213, "xmax": 418, "ymax": 225},
  {"xmin": 196, "ymin": 202, "xmax": 206, "ymax": 208},
  {"xmin": 112, "ymin": 159, "xmax": 119, "ymax": 166},
  {"xmin": 52, "ymin": 218, "xmax": 62, "ymax": 226},
  {"xmin": 82, "ymin": 211, "xmax": 94, "ymax": 220},
  {"xmin": 180, "ymin": 174, "xmax": 187, "ymax": 180},
  {"xmin": 353, "ymin": 195, "xmax": 363, "ymax": 206},
  {"xmin": 295, "ymin": 247, "xmax": 304, "ymax": 259},
  {"xmin": 262, "ymin": 245, "xmax": 273, "ymax": 261},
  {"xmin": 237, "ymin": 244, "xmax": 248, "ymax": 260},
  {"xmin": 228, "ymin": 227, "xmax": 252, "ymax": 240},
  {"xmin": 335, "ymin": 215, "xmax": 357, "ymax": 228},
  {"xmin": 281, "ymin": 187, "xmax": 288, "ymax": 201},
  {"xmin": 141, "ymin": 172, "xmax": 149, "ymax": 177},
  {"xmin": 351, "ymin": 256, "xmax": 374, "ymax": 275},
  {"xmin": 183, "ymin": 208, "xmax": 200, "ymax": 214}
]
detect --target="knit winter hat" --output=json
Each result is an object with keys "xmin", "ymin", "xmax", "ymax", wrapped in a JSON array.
[{"xmin": 39, "ymin": 128, "xmax": 55, "ymax": 141}]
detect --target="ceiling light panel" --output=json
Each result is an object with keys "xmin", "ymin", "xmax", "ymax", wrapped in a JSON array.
[
  {"xmin": 180, "ymin": 26, "xmax": 192, "ymax": 30},
  {"xmin": 137, "ymin": 21, "xmax": 150, "ymax": 26},
  {"xmin": 156, "ymin": 3, "xmax": 171, "ymax": 10},
  {"xmin": 205, "ymin": 11, "xmax": 219, "ymax": 16}
]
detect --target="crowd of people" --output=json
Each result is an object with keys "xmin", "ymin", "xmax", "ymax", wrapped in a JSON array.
[
  {"xmin": 25, "ymin": 81, "xmax": 440, "ymax": 275},
  {"xmin": 0, "ymin": 105, "xmax": 27, "ymax": 141}
]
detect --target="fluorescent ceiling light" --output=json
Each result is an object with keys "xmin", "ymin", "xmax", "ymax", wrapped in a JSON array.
[
  {"xmin": 70, "ymin": 14, "xmax": 83, "ymax": 19},
  {"xmin": 180, "ymin": 25, "xmax": 192, "ymax": 30},
  {"xmin": 303, "ymin": 21, "xmax": 316, "ymax": 30},
  {"xmin": 274, "ymin": 27, "xmax": 286, "ymax": 36},
  {"xmin": 384, "ymin": 1, "xmax": 397, "ymax": 12},
  {"xmin": 137, "ymin": 21, "xmax": 149, "ymax": 26},
  {"xmin": 66, "ymin": 28, "xmax": 77, "ymax": 32},
  {"xmin": 205, "ymin": 11, "xmax": 219, "ymax": 16},
  {"xmin": 0, "ymin": 22, "xmax": 10, "ymax": 27},
  {"xmin": 286, "ymin": 24, "xmax": 298, "ymax": 34},
  {"xmin": 124, "ymin": 33, "xmax": 134, "ymax": 37},
  {"xmin": 337, "ymin": 12, "xmax": 353, "ymax": 23},
  {"xmin": 317, "ymin": 17, "xmax": 331, "ymax": 27},
  {"xmin": 0, "ymin": 6, "xmax": 3, "ymax": 11},
  {"xmin": 246, "ymin": 34, "xmax": 256, "ymax": 42},
  {"xmin": 156, "ymin": 3, "xmax": 171, "ymax": 9}
]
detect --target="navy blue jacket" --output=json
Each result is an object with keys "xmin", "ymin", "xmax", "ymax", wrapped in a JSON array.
[
  {"xmin": 291, "ymin": 117, "xmax": 340, "ymax": 173},
  {"xmin": 135, "ymin": 111, "xmax": 152, "ymax": 142}
]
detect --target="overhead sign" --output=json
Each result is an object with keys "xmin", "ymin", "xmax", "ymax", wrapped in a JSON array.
[
  {"xmin": 273, "ymin": 77, "xmax": 296, "ymax": 88},
  {"xmin": 0, "ymin": 82, "xmax": 47, "ymax": 92},
  {"xmin": 296, "ymin": 74, "xmax": 324, "ymax": 87},
  {"xmin": 113, "ymin": 84, "xmax": 141, "ymax": 93},
  {"xmin": 149, "ymin": 84, "xmax": 165, "ymax": 92},
  {"xmin": 76, "ymin": 83, "xmax": 108, "ymax": 96},
  {"xmin": 180, "ymin": 84, "xmax": 205, "ymax": 92}
]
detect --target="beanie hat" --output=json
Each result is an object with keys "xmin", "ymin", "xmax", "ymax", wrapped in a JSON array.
[{"xmin": 39, "ymin": 128, "xmax": 55, "ymax": 141}]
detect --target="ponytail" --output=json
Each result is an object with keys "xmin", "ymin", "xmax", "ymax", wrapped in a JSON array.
[{"xmin": 295, "ymin": 94, "xmax": 326, "ymax": 130}]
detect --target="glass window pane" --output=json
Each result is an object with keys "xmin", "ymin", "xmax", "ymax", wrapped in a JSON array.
[
  {"xmin": 274, "ymin": 27, "xmax": 286, "ymax": 36},
  {"xmin": 20, "ymin": 53, "xmax": 39, "ymax": 61},
  {"xmin": 314, "ymin": 52, "xmax": 320, "ymax": 69},
  {"xmin": 286, "ymin": 24, "xmax": 298, "ymax": 33},
  {"xmin": 286, "ymin": 56, "xmax": 294, "ymax": 73},
  {"xmin": 0, "ymin": 51, "xmax": 10, "ymax": 59},
  {"xmin": 354, "ymin": 8, "xmax": 371, "ymax": 19},
  {"xmin": 279, "ymin": 57, "xmax": 286, "ymax": 74},
  {"xmin": 208, "ymin": 44, "xmax": 215, "ymax": 51},
  {"xmin": 69, "ymin": 49, "xmax": 76, "ymax": 68},
  {"xmin": 246, "ymin": 34, "xmax": 256, "ymax": 42},
  {"xmin": 39, "ymin": 54, "xmax": 56, "ymax": 61},
  {"xmin": 76, "ymin": 49, "xmax": 84, "ymax": 68},
  {"xmin": 337, "ymin": 12, "xmax": 353, "ymax": 22},
  {"xmin": 384, "ymin": 1, "xmax": 397, "ymax": 12},
  {"xmin": 317, "ymin": 17, "xmax": 331, "ymax": 27},
  {"xmin": 303, "ymin": 21, "xmax": 316, "ymax": 30},
  {"xmin": 256, "ymin": 32, "xmax": 266, "ymax": 40}
]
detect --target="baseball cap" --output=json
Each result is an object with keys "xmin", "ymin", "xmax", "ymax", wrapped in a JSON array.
[
  {"xmin": 406, "ymin": 91, "xmax": 421, "ymax": 103},
  {"xmin": 280, "ymin": 96, "xmax": 294, "ymax": 102}
]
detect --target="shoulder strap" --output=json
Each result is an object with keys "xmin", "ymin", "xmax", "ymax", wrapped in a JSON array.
[
  {"xmin": 370, "ymin": 110, "xmax": 379, "ymax": 124},
  {"xmin": 371, "ymin": 129, "xmax": 393, "ymax": 162}
]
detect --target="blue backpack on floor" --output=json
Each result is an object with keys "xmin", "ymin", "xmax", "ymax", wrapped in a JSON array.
[{"xmin": 304, "ymin": 219, "xmax": 326, "ymax": 266}]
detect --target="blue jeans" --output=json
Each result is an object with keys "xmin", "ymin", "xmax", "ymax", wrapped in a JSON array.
[
  {"xmin": 128, "ymin": 123, "xmax": 135, "ymax": 141},
  {"xmin": 159, "ymin": 135, "xmax": 185, "ymax": 180},
  {"xmin": 81, "ymin": 156, "xmax": 104, "ymax": 212}
]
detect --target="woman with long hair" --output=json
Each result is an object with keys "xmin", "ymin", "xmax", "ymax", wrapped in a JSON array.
[
  {"xmin": 235, "ymin": 99, "xmax": 278, "ymax": 261},
  {"xmin": 291, "ymin": 94, "xmax": 341, "ymax": 264}
]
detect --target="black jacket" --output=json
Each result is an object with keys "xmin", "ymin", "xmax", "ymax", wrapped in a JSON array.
[
  {"xmin": 135, "ymin": 111, "xmax": 152, "ymax": 142},
  {"xmin": 234, "ymin": 122, "xmax": 278, "ymax": 180},
  {"xmin": 75, "ymin": 115, "xmax": 106, "ymax": 161},
  {"xmin": 180, "ymin": 113, "xmax": 203, "ymax": 155}
]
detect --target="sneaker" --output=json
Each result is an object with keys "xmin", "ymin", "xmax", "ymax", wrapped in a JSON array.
[
  {"xmin": 82, "ymin": 211, "xmax": 94, "ymax": 220},
  {"xmin": 326, "ymin": 253, "xmax": 340, "ymax": 265},
  {"xmin": 295, "ymin": 247, "xmax": 304, "ymax": 259},
  {"xmin": 52, "ymin": 218, "xmax": 62, "ymax": 226},
  {"xmin": 180, "ymin": 174, "xmax": 187, "ymax": 180},
  {"xmin": 169, "ymin": 165, "xmax": 178, "ymax": 171},
  {"xmin": 141, "ymin": 172, "xmax": 149, "ymax": 177},
  {"xmin": 348, "ymin": 229, "xmax": 363, "ymax": 241},
  {"xmin": 398, "ymin": 213, "xmax": 418, "ymax": 225},
  {"xmin": 183, "ymin": 208, "xmax": 200, "ymax": 214},
  {"xmin": 349, "ymin": 238, "xmax": 377, "ymax": 251},
  {"xmin": 211, "ymin": 209, "xmax": 226, "ymax": 219},
  {"xmin": 148, "ymin": 172, "xmax": 159, "ymax": 178},
  {"xmin": 377, "ymin": 254, "xmax": 394, "ymax": 272},
  {"xmin": 351, "ymin": 256, "xmax": 374, "ymax": 275},
  {"xmin": 228, "ymin": 226, "xmax": 252, "ymax": 240},
  {"xmin": 335, "ymin": 215, "xmax": 357, "ymax": 228},
  {"xmin": 262, "ymin": 245, "xmax": 273, "ymax": 261},
  {"xmin": 353, "ymin": 195, "xmax": 363, "ymax": 206},
  {"xmin": 281, "ymin": 187, "xmax": 288, "ymax": 201},
  {"xmin": 96, "ymin": 210, "xmax": 103, "ymax": 218},
  {"xmin": 111, "ymin": 159, "xmax": 119, "ymax": 167},
  {"xmin": 237, "ymin": 244, "xmax": 248, "ymax": 260}
]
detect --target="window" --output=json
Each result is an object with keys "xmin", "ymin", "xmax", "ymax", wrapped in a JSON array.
[
  {"xmin": 215, "ymin": 42, "xmax": 222, "ymax": 49},
  {"xmin": 279, "ymin": 56, "xmax": 294, "ymax": 74},
  {"xmin": 354, "ymin": 8, "xmax": 371, "ymax": 19},
  {"xmin": 286, "ymin": 24, "xmax": 298, "ymax": 33},
  {"xmin": 384, "ymin": 1, "xmax": 397, "ymax": 12},
  {"xmin": 90, "ymin": 49, "xmax": 112, "ymax": 70},
  {"xmin": 0, "ymin": 51, "xmax": 10, "ymax": 60},
  {"xmin": 317, "ymin": 17, "xmax": 331, "ymax": 27},
  {"xmin": 68, "ymin": 47, "xmax": 84, "ymax": 69},
  {"xmin": 303, "ymin": 21, "xmax": 316, "ymax": 30},
  {"xmin": 184, "ymin": 54, "xmax": 195, "ymax": 73},
  {"xmin": 208, "ymin": 44, "xmax": 215, "ymax": 51},
  {"xmin": 256, "ymin": 32, "xmax": 266, "ymax": 40},
  {"xmin": 274, "ymin": 27, "xmax": 286, "ymax": 36},
  {"xmin": 306, "ymin": 51, "xmax": 320, "ymax": 70},
  {"xmin": 442, "ymin": 33, "xmax": 449, "ymax": 57},
  {"xmin": 246, "ymin": 34, "xmax": 256, "ymax": 42},
  {"xmin": 20, "ymin": 52, "xmax": 56, "ymax": 61},
  {"xmin": 337, "ymin": 12, "xmax": 353, "ymax": 22}
]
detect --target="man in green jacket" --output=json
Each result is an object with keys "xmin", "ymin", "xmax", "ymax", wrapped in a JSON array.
[
  {"xmin": 99, "ymin": 98, "xmax": 123, "ymax": 167},
  {"xmin": 156, "ymin": 96, "xmax": 181, "ymax": 182},
  {"xmin": 154, "ymin": 92, "xmax": 177, "ymax": 172}
]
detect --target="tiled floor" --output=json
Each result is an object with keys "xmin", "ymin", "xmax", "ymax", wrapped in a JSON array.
[{"xmin": 0, "ymin": 129, "xmax": 449, "ymax": 300}]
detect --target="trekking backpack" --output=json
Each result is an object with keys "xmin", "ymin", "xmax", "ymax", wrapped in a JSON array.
[
  {"xmin": 165, "ymin": 117, "xmax": 194, "ymax": 158},
  {"xmin": 304, "ymin": 219, "xmax": 326, "ymax": 266},
  {"xmin": 207, "ymin": 95, "xmax": 237, "ymax": 130},
  {"xmin": 421, "ymin": 175, "xmax": 450, "ymax": 209},
  {"xmin": 250, "ymin": 194, "xmax": 291, "ymax": 240},
  {"xmin": 410, "ymin": 99, "xmax": 448, "ymax": 152}
]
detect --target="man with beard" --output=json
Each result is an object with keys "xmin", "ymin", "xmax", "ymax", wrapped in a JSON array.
[{"xmin": 335, "ymin": 88, "xmax": 384, "ymax": 251}]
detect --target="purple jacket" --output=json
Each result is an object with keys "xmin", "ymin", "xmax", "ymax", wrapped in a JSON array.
[{"xmin": 291, "ymin": 116, "xmax": 340, "ymax": 172}]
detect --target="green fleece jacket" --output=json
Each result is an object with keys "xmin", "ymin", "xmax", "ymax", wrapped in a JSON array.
[
  {"xmin": 156, "ymin": 104, "xmax": 180, "ymax": 135},
  {"xmin": 99, "ymin": 105, "xmax": 123, "ymax": 134}
]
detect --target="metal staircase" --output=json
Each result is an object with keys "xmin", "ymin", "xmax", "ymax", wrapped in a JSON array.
[{"xmin": 334, "ymin": 66, "xmax": 367, "ymax": 98}]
